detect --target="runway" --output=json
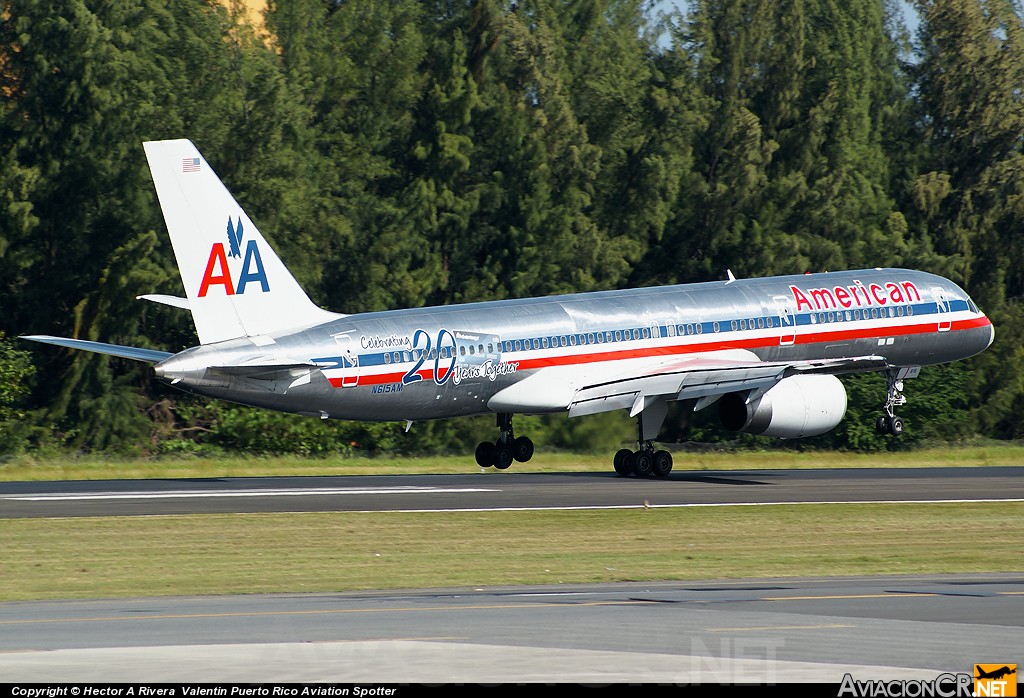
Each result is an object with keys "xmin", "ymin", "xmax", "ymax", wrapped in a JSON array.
[
  {"xmin": 1, "ymin": 466, "xmax": 1022, "ymax": 683},
  {"xmin": 3, "ymin": 465, "xmax": 1024, "ymax": 518}
]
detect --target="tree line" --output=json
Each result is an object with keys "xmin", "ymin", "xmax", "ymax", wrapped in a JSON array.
[{"xmin": 1, "ymin": 0, "xmax": 1022, "ymax": 458}]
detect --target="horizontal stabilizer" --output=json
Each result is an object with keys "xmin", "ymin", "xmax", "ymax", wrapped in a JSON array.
[
  {"xmin": 21, "ymin": 335, "xmax": 173, "ymax": 363},
  {"xmin": 137, "ymin": 294, "xmax": 190, "ymax": 309}
]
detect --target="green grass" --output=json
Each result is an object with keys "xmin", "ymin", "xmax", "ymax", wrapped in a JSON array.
[
  {"xmin": 1, "ymin": 502, "xmax": 1021, "ymax": 601},
  {"xmin": 2, "ymin": 444, "xmax": 1023, "ymax": 481}
]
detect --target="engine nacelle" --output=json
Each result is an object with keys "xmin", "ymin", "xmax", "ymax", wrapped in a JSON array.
[{"xmin": 718, "ymin": 374, "xmax": 847, "ymax": 439}]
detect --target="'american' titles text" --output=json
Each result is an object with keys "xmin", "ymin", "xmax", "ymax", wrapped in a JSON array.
[{"xmin": 790, "ymin": 279, "xmax": 922, "ymax": 313}]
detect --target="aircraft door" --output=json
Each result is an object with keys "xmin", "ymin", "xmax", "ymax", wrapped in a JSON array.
[
  {"xmin": 332, "ymin": 333, "xmax": 360, "ymax": 387},
  {"xmin": 932, "ymin": 287, "xmax": 951, "ymax": 332},
  {"xmin": 774, "ymin": 295, "xmax": 796, "ymax": 346}
]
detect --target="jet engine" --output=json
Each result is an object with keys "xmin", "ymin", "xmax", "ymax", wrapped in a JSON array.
[{"xmin": 718, "ymin": 374, "xmax": 847, "ymax": 439}]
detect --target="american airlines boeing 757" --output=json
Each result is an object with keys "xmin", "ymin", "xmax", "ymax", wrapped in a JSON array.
[{"xmin": 24, "ymin": 140, "xmax": 995, "ymax": 477}]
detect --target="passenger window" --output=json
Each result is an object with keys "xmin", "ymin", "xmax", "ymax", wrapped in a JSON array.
[
  {"xmin": 404, "ymin": 351, "xmax": 411, "ymax": 362},
  {"xmin": 758, "ymin": 317, "xmax": 764, "ymax": 329},
  {"xmin": 542, "ymin": 337, "xmax": 549, "ymax": 349},
  {"xmin": 731, "ymin": 321, "xmax": 737, "ymax": 331},
  {"xmin": 588, "ymin": 333, "xmax": 595, "ymax": 344},
  {"xmin": 642, "ymin": 328, "xmax": 651, "ymax": 339},
  {"xmin": 739, "ymin": 319, "xmax": 746, "ymax": 331},
  {"xmin": 908, "ymin": 306, "xmax": 913, "ymax": 316},
  {"xmin": 713, "ymin": 322, "xmax": 720, "ymax": 333},
  {"xmin": 384, "ymin": 354, "xmax": 391, "ymax": 364}
]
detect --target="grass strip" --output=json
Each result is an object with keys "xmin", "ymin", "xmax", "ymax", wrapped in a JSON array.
[
  {"xmin": 1, "ymin": 502, "xmax": 1021, "ymax": 601},
  {"xmin": 2, "ymin": 445, "xmax": 1023, "ymax": 481}
]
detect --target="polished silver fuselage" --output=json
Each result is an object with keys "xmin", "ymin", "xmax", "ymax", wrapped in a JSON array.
[{"xmin": 154, "ymin": 268, "xmax": 994, "ymax": 421}]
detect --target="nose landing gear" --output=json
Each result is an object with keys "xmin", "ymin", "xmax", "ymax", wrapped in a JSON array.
[{"xmin": 875, "ymin": 367, "xmax": 918, "ymax": 436}]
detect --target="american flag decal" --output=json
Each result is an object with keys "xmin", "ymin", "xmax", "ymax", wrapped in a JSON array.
[{"xmin": 182, "ymin": 157, "xmax": 201, "ymax": 173}]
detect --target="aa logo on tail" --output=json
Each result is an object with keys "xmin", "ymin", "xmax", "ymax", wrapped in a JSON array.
[{"xmin": 198, "ymin": 217, "xmax": 270, "ymax": 297}]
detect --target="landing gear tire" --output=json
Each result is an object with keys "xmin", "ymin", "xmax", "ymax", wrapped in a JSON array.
[
  {"xmin": 512, "ymin": 436, "xmax": 534, "ymax": 463},
  {"xmin": 494, "ymin": 445, "xmax": 514, "ymax": 470},
  {"xmin": 484, "ymin": 413, "xmax": 531, "ymax": 471},
  {"xmin": 875, "ymin": 414, "xmax": 904, "ymax": 436},
  {"xmin": 631, "ymin": 450, "xmax": 654, "ymax": 478},
  {"xmin": 475, "ymin": 441, "xmax": 495, "ymax": 468},
  {"xmin": 652, "ymin": 450, "xmax": 673, "ymax": 478},
  {"xmin": 613, "ymin": 449, "xmax": 633, "ymax": 477}
]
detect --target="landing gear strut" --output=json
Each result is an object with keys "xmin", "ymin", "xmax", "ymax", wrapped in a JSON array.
[
  {"xmin": 476, "ymin": 413, "xmax": 534, "ymax": 469},
  {"xmin": 613, "ymin": 405, "xmax": 673, "ymax": 478},
  {"xmin": 875, "ymin": 368, "xmax": 910, "ymax": 436}
]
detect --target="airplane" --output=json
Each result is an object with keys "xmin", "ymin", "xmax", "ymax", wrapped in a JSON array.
[
  {"xmin": 975, "ymin": 666, "xmax": 1016, "ymax": 681},
  {"xmin": 23, "ymin": 139, "xmax": 995, "ymax": 477}
]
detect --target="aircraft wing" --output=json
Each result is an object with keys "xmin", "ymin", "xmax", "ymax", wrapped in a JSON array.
[
  {"xmin": 21, "ymin": 335, "xmax": 174, "ymax": 363},
  {"xmin": 567, "ymin": 354, "xmax": 889, "ymax": 418}
]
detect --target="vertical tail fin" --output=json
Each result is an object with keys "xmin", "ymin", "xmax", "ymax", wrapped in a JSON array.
[{"xmin": 143, "ymin": 139, "xmax": 339, "ymax": 344}]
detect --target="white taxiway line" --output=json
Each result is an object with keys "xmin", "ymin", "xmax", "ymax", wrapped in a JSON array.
[{"xmin": 3, "ymin": 486, "xmax": 500, "ymax": 501}]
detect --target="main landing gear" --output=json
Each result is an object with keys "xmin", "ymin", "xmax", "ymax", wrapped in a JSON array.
[
  {"xmin": 476, "ymin": 413, "xmax": 534, "ymax": 469},
  {"xmin": 613, "ymin": 401, "xmax": 673, "ymax": 478},
  {"xmin": 614, "ymin": 443, "xmax": 673, "ymax": 478},
  {"xmin": 875, "ymin": 368, "xmax": 914, "ymax": 436}
]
